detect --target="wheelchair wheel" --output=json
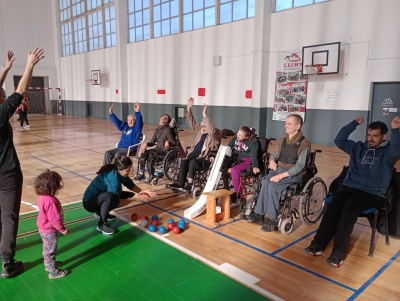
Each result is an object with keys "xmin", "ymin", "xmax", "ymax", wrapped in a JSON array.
[
  {"xmin": 280, "ymin": 218, "xmax": 293, "ymax": 235},
  {"xmin": 163, "ymin": 149, "xmax": 181, "ymax": 182},
  {"xmin": 192, "ymin": 187, "xmax": 202, "ymax": 199},
  {"xmin": 151, "ymin": 178, "xmax": 159, "ymax": 186},
  {"xmin": 299, "ymin": 176, "xmax": 327, "ymax": 225}
]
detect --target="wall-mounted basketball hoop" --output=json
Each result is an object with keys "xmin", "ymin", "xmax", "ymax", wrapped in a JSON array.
[
  {"xmin": 305, "ymin": 64, "xmax": 323, "ymax": 81},
  {"xmin": 91, "ymin": 70, "xmax": 101, "ymax": 85}
]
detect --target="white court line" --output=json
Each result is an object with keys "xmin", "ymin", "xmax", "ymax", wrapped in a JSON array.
[
  {"xmin": 21, "ymin": 201, "xmax": 39, "ymax": 211},
  {"xmin": 118, "ymin": 215, "xmax": 283, "ymax": 301}
]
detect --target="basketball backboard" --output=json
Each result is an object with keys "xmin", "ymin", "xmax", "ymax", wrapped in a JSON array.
[{"xmin": 302, "ymin": 42, "xmax": 341, "ymax": 75}]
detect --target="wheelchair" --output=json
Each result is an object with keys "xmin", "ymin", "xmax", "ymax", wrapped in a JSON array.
[
  {"xmin": 135, "ymin": 119, "xmax": 185, "ymax": 186},
  {"xmin": 277, "ymin": 149, "xmax": 327, "ymax": 234},
  {"xmin": 240, "ymin": 149, "xmax": 327, "ymax": 235},
  {"xmin": 223, "ymin": 137, "xmax": 276, "ymax": 210},
  {"xmin": 163, "ymin": 147, "xmax": 216, "ymax": 199}
]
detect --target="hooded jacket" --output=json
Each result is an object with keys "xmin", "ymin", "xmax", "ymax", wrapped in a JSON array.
[{"xmin": 334, "ymin": 120, "xmax": 400, "ymax": 197}]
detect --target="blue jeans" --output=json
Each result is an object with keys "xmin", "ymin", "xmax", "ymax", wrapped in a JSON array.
[{"xmin": 254, "ymin": 166, "xmax": 301, "ymax": 220}]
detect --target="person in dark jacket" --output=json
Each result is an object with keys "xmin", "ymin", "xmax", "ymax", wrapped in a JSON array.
[
  {"xmin": 305, "ymin": 116, "xmax": 400, "ymax": 267},
  {"xmin": 83, "ymin": 155, "xmax": 136, "ymax": 235},
  {"xmin": 135, "ymin": 113, "xmax": 176, "ymax": 183},
  {"xmin": 167, "ymin": 97, "xmax": 222, "ymax": 192},
  {"xmin": 0, "ymin": 48, "xmax": 45, "ymax": 278},
  {"xmin": 103, "ymin": 102, "xmax": 143, "ymax": 165},
  {"xmin": 227, "ymin": 126, "xmax": 260, "ymax": 203}
]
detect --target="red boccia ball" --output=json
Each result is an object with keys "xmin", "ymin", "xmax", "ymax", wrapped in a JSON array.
[
  {"xmin": 167, "ymin": 222, "xmax": 175, "ymax": 231},
  {"xmin": 172, "ymin": 226, "xmax": 181, "ymax": 234},
  {"xmin": 131, "ymin": 213, "xmax": 138, "ymax": 221},
  {"xmin": 141, "ymin": 215, "xmax": 149, "ymax": 221},
  {"xmin": 151, "ymin": 220, "xmax": 159, "ymax": 226}
]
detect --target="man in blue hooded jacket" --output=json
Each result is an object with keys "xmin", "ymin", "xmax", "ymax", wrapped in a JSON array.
[
  {"xmin": 103, "ymin": 102, "xmax": 143, "ymax": 165},
  {"xmin": 305, "ymin": 116, "xmax": 400, "ymax": 267}
]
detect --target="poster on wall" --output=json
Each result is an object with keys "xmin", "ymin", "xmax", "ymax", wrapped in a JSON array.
[{"xmin": 273, "ymin": 51, "xmax": 308, "ymax": 121}]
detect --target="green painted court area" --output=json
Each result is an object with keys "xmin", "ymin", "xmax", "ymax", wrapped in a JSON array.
[{"xmin": 0, "ymin": 205, "xmax": 269, "ymax": 301}]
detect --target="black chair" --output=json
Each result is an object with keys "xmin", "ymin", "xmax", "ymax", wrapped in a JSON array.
[{"xmin": 361, "ymin": 200, "xmax": 390, "ymax": 257}]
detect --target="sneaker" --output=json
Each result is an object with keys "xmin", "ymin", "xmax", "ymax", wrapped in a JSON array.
[
  {"xmin": 247, "ymin": 212, "xmax": 264, "ymax": 224},
  {"xmin": 230, "ymin": 192, "xmax": 238, "ymax": 204},
  {"xmin": 183, "ymin": 183, "xmax": 193, "ymax": 192},
  {"xmin": 304, "ymin": 243, "xmax": 323, "ymax": 256},
  {"xmin": 134, "ymin": 173, "xmax": 144, "ymax": 181},
  {"xmin": 326, "ymin": 251, "xmax": 344, "ymax": 267},
  {"xmin": 24, "ymin": 125, "xmax": 30, "ymax": 130},
  {"xmin": 261, "ymin": 218, "xmax": 278, "ymax": 232},
  {"xmin": 26, "ymin": 125, "xmax": 30, "ymax": 128},
  {"xmin": 145, "ymin": 175, "xmax": 154, "ymax": 184},
  {"xmin": 96, "ymin": 223, "xmax": 115, "ymax": 235},
  {"xmin": 93, "ymin": 212, "xmax": 116, "ymax": 222},
  {"xmin": 167, "ymin": 183, "xmax": 183, "ymax": 190},
  {"xmin": 48, "ymin": 269, "xmax": 68, "ymax": 279},
  {"xmin": 45, "ymin": 261, "xmax": 62, "ymax": 272},
  {"xmin": 1, "ymin": 260, "xmax": 24, "ymax": 278}
]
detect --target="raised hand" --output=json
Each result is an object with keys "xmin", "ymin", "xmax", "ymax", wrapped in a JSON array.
[
  {"xmin": 109, "ymin": 104, "xmax": 114, "ymax": 114},
  {"xmin": 355, "ymin": 116, "xmax": 364, "ymax": 125},
  {"xmin": 391, "ymin": 116, "xmax": 400, "ymax": 129},
  {"xmin": 187, "ymin": 97, "xmax": 194, "ymax": 110},
  {"xmin": 5, "ymin": 51, "xmax": 15, "ymax": 69},
  {"xmin": 27, "ymin": 47, "xmax": 45, "ymax": 67},
  {"xmin": 134, "ymin": 102, "xmax": 140, "ymax": 112},
  {"xmin": 202, "ymin": 103, "xmax": 207, "ymax": 118}
]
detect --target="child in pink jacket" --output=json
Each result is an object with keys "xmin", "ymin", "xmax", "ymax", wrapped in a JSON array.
[{"xmin": 35, "ymin": 170, "xmax": 69, "ymax": 279}]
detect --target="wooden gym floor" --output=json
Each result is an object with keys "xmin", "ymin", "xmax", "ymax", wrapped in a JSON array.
[{"xmin": 9, "ymin": 114, "xmax": 400, "ymax": 301}]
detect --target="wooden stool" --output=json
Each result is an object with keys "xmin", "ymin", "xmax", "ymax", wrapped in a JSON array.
[{"xmin": 202, "ymin": 189, "xmax": 233, "ymax": 228}]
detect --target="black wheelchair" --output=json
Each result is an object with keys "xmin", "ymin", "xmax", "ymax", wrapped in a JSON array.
[
  {"xmin": 240, "ymin": 149, "xmax": 327, "ymax": 234},
  {"xmin": 222, "ymin": 137, "xmax": 275, "ymax": 211},
  {"xmin": 277, "ymin": 150, "xmax": 327, "ymax": 234},
  {"xmin": 163, "ymin": 147, "xmax": 217, "ymax": 199}
]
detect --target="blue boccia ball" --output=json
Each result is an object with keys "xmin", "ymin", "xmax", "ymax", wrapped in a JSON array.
[
  {"xmin": 158, "ymin": 226, "xmax": 167, "ymax": 234},
  {"xmin": 178, "ymin": 220, "xmax": 186, "ymax": 230},
  {"xmin": 167, "ymin": 218, "xmax": 175, "ymax": 224},
  {"xmin": 148, "ymin": 225, "xmax": 156, "ymax": 232},
  {"xmin": 151, "ymin": 215, "xmax": 159, "ymax": 221}
]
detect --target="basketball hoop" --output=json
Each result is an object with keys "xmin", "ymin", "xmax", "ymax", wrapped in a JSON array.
[{"xmin": 305, "ymin": 64, "xmax": 322, "ymax": 82}]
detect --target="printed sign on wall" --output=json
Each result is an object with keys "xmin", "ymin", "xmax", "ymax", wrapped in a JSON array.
[{"xmin": 273, "ymin": 51, "xmax": 308, "ymax": 121}]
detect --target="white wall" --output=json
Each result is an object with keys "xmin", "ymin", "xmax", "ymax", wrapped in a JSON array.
[
  {"xmin": 0, "ymin": 0, "xmax": 58, "ymax": 99},
  {"xmin": 269, "ymin": 0, "xmax": 400, "ymax": 111},
  {"xmin": 3, "ymin": 0, "xmax": 399, "ymax": 114}
]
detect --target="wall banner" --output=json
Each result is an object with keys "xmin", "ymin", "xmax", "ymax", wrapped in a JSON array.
[{"xmin": 273, "ymin": 51, "xmax": 308, "ymax": 121}]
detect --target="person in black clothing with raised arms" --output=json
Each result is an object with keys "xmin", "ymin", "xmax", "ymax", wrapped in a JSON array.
[
  {"xmin": 135, "ymin": 113, "xmax": 176, "ymax": 183},
  {"xmin": 0, "ymin": 48, "xmax": 45, "ymax": 278}
]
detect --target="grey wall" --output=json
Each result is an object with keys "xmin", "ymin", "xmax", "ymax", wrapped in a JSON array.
[{"xmin": 62, "ymin": 100, "xmax": 369, "ymax": 146}]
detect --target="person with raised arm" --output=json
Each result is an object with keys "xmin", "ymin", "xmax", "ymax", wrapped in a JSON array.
[{"xmin": 0, "ymin": 48, "xmax": 45, "ymax": 278}]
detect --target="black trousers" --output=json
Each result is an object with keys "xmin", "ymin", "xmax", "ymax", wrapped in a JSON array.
[
  {"xmin": 18, "ymin": 110, "xmax": 29, "ymax": 127},
  {"xmin": 103, "ymin": 147, "xmax": 136, "ymax": 165},
  {"xmin": 83, "ymin": 192, "xmax": 119, "ymax": 223},
  {"xmin": 312, "ymin": 185, "xmax": 384, "ymax": 254},
  {"xmin": 177, "ymin": 151, "xmax": 204, "ymax": 186},
  {"xmin": 0, "ymin": 166, "xmax": 23, "ymax": 261},
  {"xmin": 139, "ymin": 148, "xmax": 165, "ymax": 177}
]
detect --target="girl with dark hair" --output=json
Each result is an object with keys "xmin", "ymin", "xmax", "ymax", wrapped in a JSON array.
[
  {"xmin": 227, "ymin": 126, "xmax": 260, "ymax": 203},
  {"xmin": 35, "ymin": 169, "xmax": 69, "ymax": 279},
  {"xmin": 83, "ymin": 155, "xmax": 135, "ymax": 235}
]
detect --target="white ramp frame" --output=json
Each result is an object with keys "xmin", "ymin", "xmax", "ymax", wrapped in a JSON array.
[{"xmin": 184, "ymin": 145, "xmax": 232, "ymax": 220}]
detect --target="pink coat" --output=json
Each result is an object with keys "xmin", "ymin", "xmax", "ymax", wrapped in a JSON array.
[{"xmin": 37, "ymin": 195, "xmax": 67, "ymax": 233}]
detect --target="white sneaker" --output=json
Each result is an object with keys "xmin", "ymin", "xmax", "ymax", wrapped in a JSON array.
[{"xmin": 24, "ymin": 126, "xmax": 30, "ymax": 130}]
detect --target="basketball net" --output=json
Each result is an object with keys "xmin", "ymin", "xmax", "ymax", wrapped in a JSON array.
[{"xmin": 305, "ymin": 64, "xmax": 322, "ymax": 82}]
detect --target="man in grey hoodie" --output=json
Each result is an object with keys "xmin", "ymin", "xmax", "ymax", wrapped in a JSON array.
[{"xmin": 305, "ymin": 116, "xmax": 400, "ymax": 267}]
